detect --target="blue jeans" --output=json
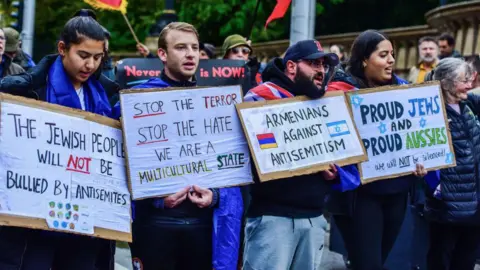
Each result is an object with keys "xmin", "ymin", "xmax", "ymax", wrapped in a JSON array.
[{"xmin": 243, "ymin": 215, "xmax": 326, "ymax": 270}]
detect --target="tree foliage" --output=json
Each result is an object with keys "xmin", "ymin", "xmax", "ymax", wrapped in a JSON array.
[
  {"xmin": 33, "ymin": 0, "xmax": 164, "ymax": 56},
  {"xmin": 27, "ymin": 0, "xmax": 467, "ymax": 59},
  {"xmin": 32, "ymin": 0, "xmax": 344, "ymax": 57}
]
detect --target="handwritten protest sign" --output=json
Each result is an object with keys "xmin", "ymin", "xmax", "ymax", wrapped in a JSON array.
[
  {"xmin": 115, "ymin": 58, "xmax": 252, "ymax": 91},
  {"xmin": 120, "ymin": 85, "xmax": 253, "ymax": 200},
  {"xmin": 0, "ymin": 93, "xmax": 131, "ymax": 242},
  {"xmin": 235, "ymin": 91, "xmax": 367, "ymax": 182},
  {"xmin": 346, "ymin": 83, "xmax": 456, "ymax": 183}
]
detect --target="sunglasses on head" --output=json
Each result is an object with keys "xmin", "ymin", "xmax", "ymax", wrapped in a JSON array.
[{"xmin": 231, "ymin": 47, "xmax": 251, "ymax": 55}]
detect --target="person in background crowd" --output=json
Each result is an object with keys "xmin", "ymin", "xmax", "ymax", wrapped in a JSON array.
[
  {"xmin": 113, "ymin": 22, "xmax": 243, "ymax": 270},
  {"xmin": 422, "ymin": 58, "xmax": 480, "ymax": 270},
  {"xmin": 3, "ymin": 27, "xmax": 35, "ymax": 72},
  {"xmin": 242, "ymin": 39, "xmax": 358, "ymax": 270},
  {"xmin": 222, "ymin": 34, "xmax": 251, "ymax": 61},
  {"xmin": 100, "ymin": 26, "xmax": 115, "ymax": 82},
  {"xmin": 136, "ymin": 42, "xmax": 156, "ymax": 58},
  {"xmin": 0, "ymin": 10, "xmax": 117, "ymax": 270},
  {"xmin": 438, "ymin": 33, "xmax": 462, "ymax": 59},
  {"xmin": 200, "ymin": 42, "xmax": 215, "ymax": 59},
  {"xmin": 0, "ymin": 28, "xmax": 24, "ymax": 78},
  {"xmin": 330, "ymin": 44, "xmax": 347, "ymax": 69},
  {"xmin": 327, "ymin": 30, "xmax": 428, "ymax": 270},
  {"xmin": 222, "ymin": 34, "xmax": 259, "ymax": 90},
  {"xmin": 468, "ymin": 55, "xmax": 480, "ymax": 93},
  {"xmin": 408, "ymin": 36, "xmax": 439, "ymax": 83}
]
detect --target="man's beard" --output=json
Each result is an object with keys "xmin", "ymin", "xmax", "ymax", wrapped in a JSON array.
[
  {"xmin": 421, "ymin": 54, "xmax": 436, "ymax": 64},
  {"xmin": 293, "ymin": 68, "xmax": 326, "ymax": 99}
]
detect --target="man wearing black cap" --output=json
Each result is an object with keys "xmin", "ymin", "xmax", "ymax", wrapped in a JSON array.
[{"xmin": 242, "ymin": 39, "xmax": 348, "ymax": 270}]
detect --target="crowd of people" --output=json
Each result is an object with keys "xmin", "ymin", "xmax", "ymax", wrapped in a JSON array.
[{"xmin": 0, "ymin": 7, "xmax": 479, "ymax": 270}]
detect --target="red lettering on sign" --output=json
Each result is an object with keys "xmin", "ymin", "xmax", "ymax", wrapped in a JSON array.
[
  {"xmin": 212, "ymin": 67, "xmax": 245, "ymax": 78},
  {"xmin": 66, "ymin": 155, "xmax": 92, "ymax": 174},
  {"xmin": 124, "ymin": 65, "xmax": 161, "ymax": 77}
]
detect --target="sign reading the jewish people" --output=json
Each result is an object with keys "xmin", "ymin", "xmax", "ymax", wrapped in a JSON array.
[{"xmin": 0, "ymin": 93, "xmax": 131, "ymax": 242}]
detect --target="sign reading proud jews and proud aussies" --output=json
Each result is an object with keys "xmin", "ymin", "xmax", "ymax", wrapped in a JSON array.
[
  {"xmin": 0, "ymin": 93, "xmax": 131, "ymax": 242},
  {"xmin": 347, "ymin": 82, "xmax": 456, "ymax": 183},
  {"xmin": 236, "ymin": 91, "xmax": 367, "ymax": 182},
  {"xmin": 120, "ymin": 85, "xmax": 253, "ymax": 200}
]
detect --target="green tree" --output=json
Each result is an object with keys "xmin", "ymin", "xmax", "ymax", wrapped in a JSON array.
[
  {"xmin": 32, "ymin": 0, "xmax": 345, "ymax": 58},
  {"xmin": 33, "ymin": 0, "xmax": 164, "ymax": 56},
  {"xmin": 178, "ymin": 0, "xmax": 345, "ymax": 46}
]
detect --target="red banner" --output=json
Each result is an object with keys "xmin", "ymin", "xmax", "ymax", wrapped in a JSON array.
[{"xmin": 265, "ymin": 0, "xmax": 292, "ymax": 28}]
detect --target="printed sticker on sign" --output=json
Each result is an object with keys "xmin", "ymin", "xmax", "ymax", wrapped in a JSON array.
[
  {"xmin": 256, "ymin": 133, "xmax": 278, "ymax": 149},
  {"xmin": 326, "ymin": 120, "xmax": 351, "ymax": 138}
]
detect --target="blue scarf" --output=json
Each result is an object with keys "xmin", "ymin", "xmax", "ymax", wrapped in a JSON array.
[{"xmin": 47, "ymin": 56, "xmax": 111, "ymax": 116}]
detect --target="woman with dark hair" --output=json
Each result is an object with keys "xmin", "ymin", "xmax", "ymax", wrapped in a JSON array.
[
  {"xmin": 327, "ymin": 30, "xmax": 428, "ymax": 270},
  {"xmin": 0, "ymin": 10, "xmax": 118, "ymax": 270}
]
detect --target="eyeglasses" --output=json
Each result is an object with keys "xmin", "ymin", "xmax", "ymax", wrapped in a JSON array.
[
  {"xmin": 300, "ymin": 59, "xmax": 331, "ymax": 72},
  {"xmin": 231, "ymin": 47, "xmax": 251, "ymax": 55},
  {"xmin": 457, "ymin": 77, "xmax": 474, "ymax": 85}
]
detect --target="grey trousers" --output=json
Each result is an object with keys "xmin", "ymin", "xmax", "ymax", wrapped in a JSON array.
[{"xmin": 243, "ymin": 215, "xmax": 326, "ymax": 270}]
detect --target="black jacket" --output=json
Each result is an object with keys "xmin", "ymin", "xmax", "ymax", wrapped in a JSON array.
[
  {"xmin": 425, "ymin": 94, "xmax": 480, "ymax": 224},
  {"xmin": 1, "ymin": 55, "xmax": 24, "ymax": 78},
  {"xmin": 246, "ymin": 58, "xmax": 331, "ymax": 218},
  {"xmin": 0, "ymin": 54, "xmax": 119, "ymax": 102}
]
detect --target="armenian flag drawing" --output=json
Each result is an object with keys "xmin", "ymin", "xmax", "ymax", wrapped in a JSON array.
[{"xmin": 256, "ymin": 133, "xmax": 278, "ymax": 150}]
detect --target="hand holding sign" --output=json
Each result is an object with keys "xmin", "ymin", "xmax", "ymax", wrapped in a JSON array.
[
  {"xmin": 413, "ymin": 163, "xmax": 428, "ymax": 178},
  {"xmin": 188, "ymin": 185, "xmax": 213, "ymax": 208},
  {"xmin": 164, "ymin": 187, "xmax": 190, "ymax": 208},
  {"xmin": 321, "ymin": 164, "xmax": 338, "ymax": 181}
]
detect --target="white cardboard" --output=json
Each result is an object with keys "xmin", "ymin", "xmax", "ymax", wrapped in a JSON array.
[
  {"xmin": 121, "ymin": 85, "xmax": 253, "ymax": 199},
  {"xmin": 239, "ymin": 95, "xmax": 365, "ymax": 174},
  {"xmin": 349, "ymin": 85, "xmax": 454, "ymax": 180},
  {"xmin": 0, "ymin": 102, "xmax": 131, "ymax": 234}
]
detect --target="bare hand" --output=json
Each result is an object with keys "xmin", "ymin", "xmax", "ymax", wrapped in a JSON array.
[
  {"xmin": 321, "ymin": 164, "xmax": 338, "ymax": 181},
  {"xmin": 164, "ymin": 187, "xmax": 190, "ymax": 208},
  {"xmin": 136, "ymin": 43, "xmax": 150, "ymax": 57},
  {"xmin": 413, "ymin": 163, "xmax": 428, "ymax": 178},
  {"xmin": 188, "ymin": 185, "xmax": 213, "ymax": 208}
]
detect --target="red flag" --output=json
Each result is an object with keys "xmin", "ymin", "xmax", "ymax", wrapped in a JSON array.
[
  {"xmin": 84, "ymin": 0, "xmax": 128, "ymax": 14},
  {"xmin": 265, "ymin": 0, "xmax": 292, "ymax": 28}
]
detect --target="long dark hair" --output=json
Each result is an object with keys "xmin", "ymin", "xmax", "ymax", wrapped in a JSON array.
[
  {"xmin": 347, "ymin": 30, "xmax": 394, "ymax": 87},
  {"xmin": 60, "ymin": 9, "xmax": 105, "ymax": 49}
]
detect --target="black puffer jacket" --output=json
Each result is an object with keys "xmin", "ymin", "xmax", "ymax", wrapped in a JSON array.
[{"xmin": 425, "ymin": 94, "xmax": 480, "ymax": 224}]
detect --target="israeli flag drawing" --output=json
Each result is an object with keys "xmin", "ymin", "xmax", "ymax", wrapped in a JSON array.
[{"xmin": 326, "ymin": 120, "xmax": 351, "ymax": 137}]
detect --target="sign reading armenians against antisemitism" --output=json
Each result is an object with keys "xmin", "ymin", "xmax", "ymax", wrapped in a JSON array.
[
  {"xmin": 120, "ymin": 85, "xmax": 253, "ymax": 200},
  {"xmin": 347, "ymin": 83, "xmax": 456, "ymax": 183},
  {"xmin": 235, "ymin": 91, "xmax": 367, "ymax": 182},
  {"xmin": 0, "ymin": 93, "xmax": 131, "ymax": 242}
]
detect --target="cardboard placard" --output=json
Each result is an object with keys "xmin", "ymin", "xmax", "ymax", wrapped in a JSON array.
[
  {"xmin": 0, "ymin": 93, "xmax": 131, "ymax": 242},
  {"xmin": 346, "ymin": 82, "xmax": 456, "ymax": 183},
  {"xmin": 235, "ymin": 91, "xmax": 367, "ymax": 182},
  {"xmin": 115, "ymin": 58, "xmax": 253, "ymax": 91},
  {"xmin": 120, "ymin": 85, "xmax": 253, "ymax": 200}
]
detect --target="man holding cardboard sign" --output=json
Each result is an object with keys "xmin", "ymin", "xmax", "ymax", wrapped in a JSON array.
[
  {"xmin": 113, "ymin": 22, "xmax": 243, "ymax": 270},
  {"xmin": 242, "ymin": 40, "xmax": 359, "ymax": 270}
]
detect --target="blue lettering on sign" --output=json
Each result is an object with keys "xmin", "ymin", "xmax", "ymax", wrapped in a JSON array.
[{"xmin": 327, "ymin": 120, "xmax": 351, "ymax": 137}]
